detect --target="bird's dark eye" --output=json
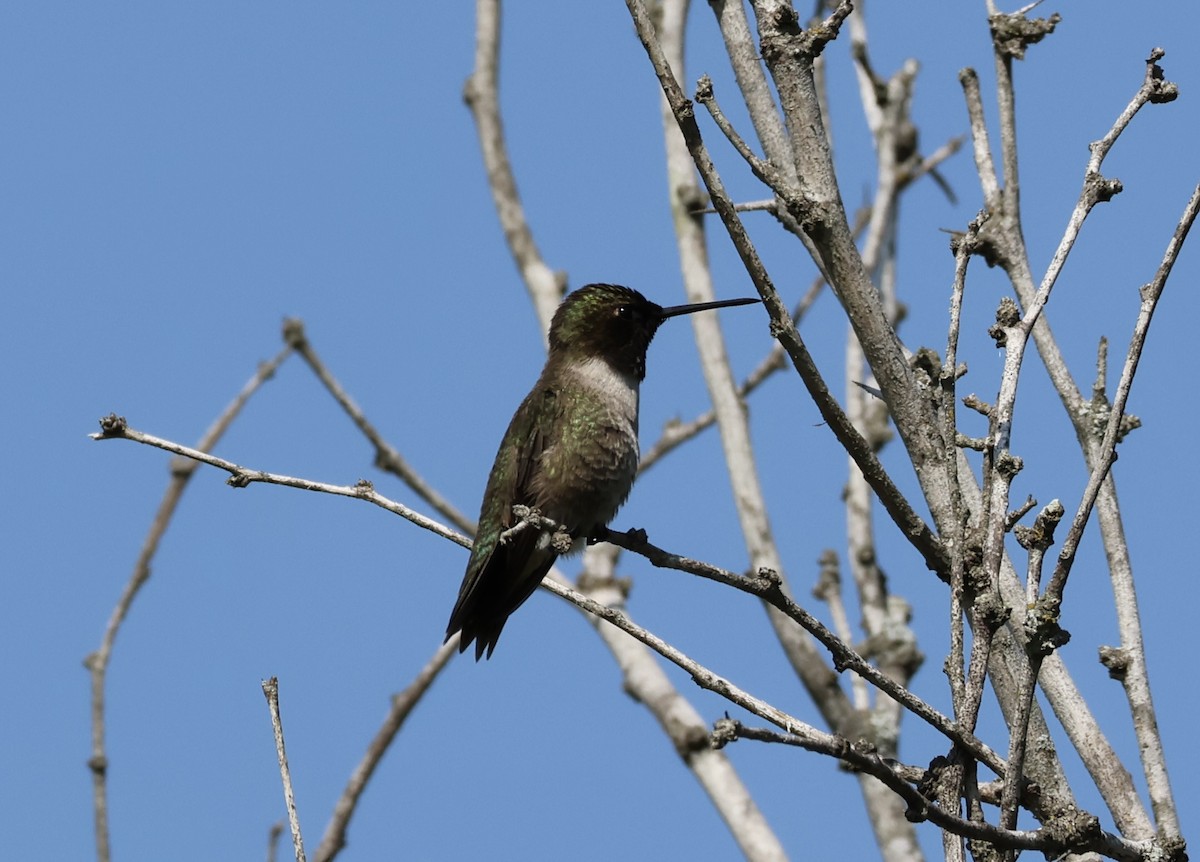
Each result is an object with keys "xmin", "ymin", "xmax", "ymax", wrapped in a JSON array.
[{"xmin": 616, "ymin": 305, "xmax": 632, "ymax": 319}]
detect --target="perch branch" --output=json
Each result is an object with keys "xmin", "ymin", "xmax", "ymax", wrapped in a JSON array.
[{"xmin": 90, "ymin": 415, "xmax": 470, "ymax": 551}]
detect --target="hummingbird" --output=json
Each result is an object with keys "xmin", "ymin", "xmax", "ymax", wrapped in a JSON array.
[{"xmin": 445, "ymin": 283, "xmax": 759, "ymax": 659}]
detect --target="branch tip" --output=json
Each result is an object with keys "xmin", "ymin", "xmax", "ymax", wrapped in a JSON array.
[
  {"xmin": 95, "ymin": 413, "xmax": 128, "ymax": 438},
  {"xmin": 989, "ymin": 9, "xmax": 1061, "ymax": 59},
  {"xmin": 1145, "ymin": 48, "xmax": 1179, "ymax": 104},
  {"xmin": 282, "ymin": 317, "xmax": 307, "ymax": 349}
]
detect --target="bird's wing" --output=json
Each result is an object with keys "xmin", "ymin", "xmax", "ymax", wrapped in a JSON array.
[{"xmin": 445, "ymin": 383, "xmax": 562, "ymax": 659}]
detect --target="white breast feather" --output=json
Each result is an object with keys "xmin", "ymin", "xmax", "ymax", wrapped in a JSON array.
[{"xmin": 569, "ymin": 356, "xmax": 640, "ymax": 434}]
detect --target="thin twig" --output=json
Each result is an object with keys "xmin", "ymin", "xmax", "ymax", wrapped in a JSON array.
[
  {"xmin": 690, "ymin": 197, "xmax": 777, "ymax": 215},
  {"xmin": 723, "ymin": 720, "xmax": 1032, "ymax": 805},
  {"xmin": 695, "ymin": 76, "xmax": 798, "ymax": 200},
  {"xmin": 956, "ymin": 40, "xmax": 1172, "ymax": 841},
  {"xmin": 906, "ymin": 136, "xmax": 965, "ymax": 201},
  {"xmin": 267, "ymin": 821, "xmax": 284, "ymax": 862},
  {"xmin": 997, "ymin": 499, "xmax": 1066, "ymax": 831},
  {"xmin": 93, "ymin": 416, "xmax": 970, "ymax": 784},
  {"xmin": 942, "ymin": 213, "xmax": 986, "ymax": 725},
  {"xmin": 262, "ymin": 678, "xmax": 307, "ymax": 862},
  {"xmin": 90, "ymin": 415, "xmax": 470, "ymax": 551},
  {"xmin": 959, "ymin": 69, "xmax": 1001, "ymax": 208},
  {"xmin": 601, "ymin": 527, "xmax": 1006, "ymax": 776},
  {"xmin": 463, "ymin": 0, "xmax": 564, "ymax": 332},
  {"xmin": 811, "ymin": 551, "xmax": 868, "ymax": 709}
]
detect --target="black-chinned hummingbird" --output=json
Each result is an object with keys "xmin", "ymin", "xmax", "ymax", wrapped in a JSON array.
[{"xmin": 445, "ymin": 283, "xmax": 759, "ymax": 659}]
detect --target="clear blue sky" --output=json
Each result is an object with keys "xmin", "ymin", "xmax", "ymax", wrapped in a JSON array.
[{"xmin": 3, "ymin": 3, "xmax": 1197, "ymax": 859}]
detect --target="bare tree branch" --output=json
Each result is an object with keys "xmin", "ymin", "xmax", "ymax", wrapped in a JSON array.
[
  {"xmin": 601, "ymin": 526, "xmax": 1006, "ymax": 776},
  {"xmin": 463, "ymin": 0, "xmax": 565, "ymax": 333}
]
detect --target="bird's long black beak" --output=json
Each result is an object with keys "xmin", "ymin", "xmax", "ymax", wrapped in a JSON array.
[{"xmin": 659, "ymin": 296, "xmax": 760, "ymax": 319}]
